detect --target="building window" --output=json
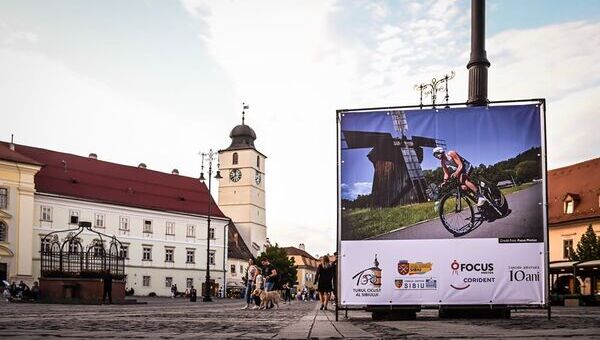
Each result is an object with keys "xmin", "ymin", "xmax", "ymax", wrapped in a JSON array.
[
  {"xmin": 0, "ymin": 188, "xmax": 7, "ymax": 209},
  {"xmin": 143, "ymin": 276, "xmax": 151, "ymax": 287},
  {"xmin": 40, "ymin": 238, "xmax": 51, "ymax": 252},
  {"xmin": 143, "ymin": 246, "xmax": 152, "ymax": 261},
  {"xmin": 165, "ymin": 248, "xmax": 174, "ymax": 262},
  {"xmin": 165, "ymin": 277, "xmax": 173, "ymax": 288},
  {"xmin": 257, "ymin": 155, "xmax": 260, "ymax": 168},
  {"xmin": 143, "ymin": 220, "xmax": 153, "ymax": 233},
  {"xmin": 41, "ymin": 206, "xmax": 53, "ymax": 222},
  {"xmin": 92, "ymin": 240, "xmax": 104, "ymax": 256},
  {"xmin": 186, "ymin": 249, "xmax": 195, "ymax": 264},
  {"xmin": 69, "ymin": 210, "xmax": 80, "ymax": 224},
  {"xmin": 187, "ymin": 224, "xmax": 195, "ymax": 238},
  {"xmin": 0, "ymin": 221, "xmax": 6, "ymax": 242},
  {"xmin": 565, "ymin": 200, "xmax": 574, "ymax": 214},
  {"xmin": 68, "ymin": 240, "xmax": 81, "ymax": 253},
  {"xmin": 94, "ymin": 213, "xmax": 105, "ymax": 228},
  {"xmin": 186, "ymin": 278, "xmax": 193, "ymax": 289},
  {"xmin": 230, "ymin": 264, "xmax": 236, "ymax": 274},
  {"xmin": 209, "ymin": 250, "xmax": 216, "ymax": 265},
  {"xmin": 233, "ymin": 152, "xmax": 238, "ymax": 165},
  {"xmin": 119, "ymin": 244, "xmax": 129, "ymax": 259},
  {"xmin": 208, "ymin": 227, "xmax": 215, "ymax": 240},
  {"xmin": 240, "ymin": 265, "xmax": 243, "ymax": 274},
  {"xmin": 563, "ymin": 239, "xmax": 574, "ymax": 259},
  {"xmin": 165, "ymin": 222, "xmax": 175, "ymax": 235},
  {"xmin": 119, "ymin": 216, "xmax": 130, "ymax": 231}
]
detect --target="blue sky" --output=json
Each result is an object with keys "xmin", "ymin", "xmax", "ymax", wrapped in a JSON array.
[
  {"xmin": 1, "ymin": 0, "xmax": 599, "ymax": 255},
  {"xmin": 341, "ymin": 105, "xmax": 541, "ymax": 199}
]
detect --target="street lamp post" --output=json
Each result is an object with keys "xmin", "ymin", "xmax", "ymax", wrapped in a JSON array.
[{"xmin": 199, "ymin": 149, "xmax": 222, "ymax": 302}]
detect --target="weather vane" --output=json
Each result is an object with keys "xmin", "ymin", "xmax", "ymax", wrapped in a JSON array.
[
  {"xmin": 414, "ymin": 71, "xmax": 455, "ymax": 108},
  {"xmin": 242, "ymin": 102, "xmax": 249, "ymax": 125}
]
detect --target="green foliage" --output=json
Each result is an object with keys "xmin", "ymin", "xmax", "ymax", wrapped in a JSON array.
[
  {"xmin": 342, "ymin": 201, "xmax": 437, "ymax": 240},
  {"xmin": 570, "ymin": 225, "xmax": 600, "ymax": 261},
  {"xmin": 515, "ymin": 160, "xmax": 540, "ymax": 183},
  {"xmin": 256, "ymin": 244, "xmax": 298, "ymax": 287}
]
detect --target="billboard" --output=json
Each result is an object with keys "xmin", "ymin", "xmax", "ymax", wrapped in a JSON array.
[{"xmin": 338, "ymin": 104, "xmax": 547, "ymax": 306}]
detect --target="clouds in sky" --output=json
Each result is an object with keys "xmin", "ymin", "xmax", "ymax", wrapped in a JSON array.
[{"xmin": 1, "ymin": 0, "xmax": 599, "ymax": 256}]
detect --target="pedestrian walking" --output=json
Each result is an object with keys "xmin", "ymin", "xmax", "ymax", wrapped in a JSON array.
[
  {"xmin": 242, "ymin": 258, "xmax": 258, "ymax": 309},
  {"xmin": 314, "ymin": 255, "xmax": 334, "ymax": 310},
  {"xmin": 102, "ymin": 270, "xmax": 113, "ymax": 304}
]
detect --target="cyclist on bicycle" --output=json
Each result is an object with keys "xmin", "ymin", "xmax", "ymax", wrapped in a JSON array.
[{"xmin": 432, "ymin": 147, "xmax": 486, "ymax": 206}]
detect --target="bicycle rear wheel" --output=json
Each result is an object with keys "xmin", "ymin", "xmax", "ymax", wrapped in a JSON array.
[{"xmin": 439, "ymin": 192, "xmax": 475, "ymax": 236}]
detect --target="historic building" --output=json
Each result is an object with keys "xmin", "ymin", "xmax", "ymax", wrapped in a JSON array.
[
  {"xmin": 226, "ymin": 222, "xmax": 254, "ymax": 297},
  {"xmin": 284, "ymin": 244, "xmax": 318, "ymax": 289},
  {"xmin": 0, "ymin": 141, "xmax": 229, "ymax": 296},
  {"xmin": 548, "ymin": 157, "xmax": 600, "ymax": 296},
  {"xmin": 218, "ymin": 118, "xmax": 268, "ymax": 256}
]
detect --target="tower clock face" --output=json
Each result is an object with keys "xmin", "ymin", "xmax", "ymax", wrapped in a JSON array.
[
  {"xmin": 255, "ymin": 171, "xmax": 262, "ymax": 185},
  {"xmin": 229, "ymin": 169, "xmax": 242, "ymax": 182}
]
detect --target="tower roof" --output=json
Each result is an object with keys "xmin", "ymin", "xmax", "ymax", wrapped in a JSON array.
[{"xmin": 226, "ymin": 123, "xmax": 257, "ymax": 151}]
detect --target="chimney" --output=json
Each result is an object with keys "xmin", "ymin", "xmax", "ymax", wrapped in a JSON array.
[
  {"xmin": 171, "ymin": 169, "xmax": 179, "ymax": 175},
  {"xmin": 299, "ymin": 243, "xmax": 305, "ymax": 251},
  {"xmin": 9, "ymin": 134, "xmax": 15, "ymax": 151},
  {"xmin": 138, "ymin": 163, "xmax": 147, "ymax": 169},
  {"xmin": 88, "ymin": 153, "xmax": 98, "ymax": 160}
]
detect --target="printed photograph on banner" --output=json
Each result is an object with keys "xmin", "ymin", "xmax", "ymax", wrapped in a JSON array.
[{"xmin": 340, "ymin": 105, "xmax": 544, "ymax": 241}]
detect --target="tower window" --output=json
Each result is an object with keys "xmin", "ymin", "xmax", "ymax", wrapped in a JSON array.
[
  {"xmin": 0, "ymin": 188, "xmax": 7, "ymax": 209},
  {"xmin": 256, "ymin": 156, "xmax": 260, "ymax": 168},
  {"xmin": 0, "ymin": 221, "xmax": 6, "ymax": 242},
  {"xmin": 233, "ymin": 152, "xmax": 238, "ymax": 165}
]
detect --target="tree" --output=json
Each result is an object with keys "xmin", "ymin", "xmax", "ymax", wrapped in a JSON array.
[
  {"xmin": 256, "ymin": 244, "xmax": 298, "ymax": 288},
  {"xmin": 570, "ymin": 225, "xmax": 600, "ymax": 261},
  {"xmin": 515, "ymin": 160, "xmax": 540, "ymax": 183}
]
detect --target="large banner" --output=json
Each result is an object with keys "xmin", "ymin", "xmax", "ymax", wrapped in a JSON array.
[{"xmin": 338, "ymin": 104, "xmax": 547, "ymax": 305}]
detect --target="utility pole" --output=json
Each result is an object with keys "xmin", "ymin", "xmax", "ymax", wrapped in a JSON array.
[{"xmin": 467, "ymin": 0, "xmax": 490, "ymax": 106}]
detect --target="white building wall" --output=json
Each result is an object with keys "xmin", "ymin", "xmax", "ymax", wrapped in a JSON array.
[{"xmin": 32, "ymin": 194, "xmax": 228, "ymax": 296}]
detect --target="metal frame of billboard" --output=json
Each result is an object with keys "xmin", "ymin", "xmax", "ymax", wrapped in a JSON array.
[{"xmin": 335, "ymin": 98, "xmax": 550, "ymax": 320}]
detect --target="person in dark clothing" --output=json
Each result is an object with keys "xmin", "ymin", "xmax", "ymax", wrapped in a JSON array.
[
  {"xmin": 331, "ymin": 252, "xmax": 338, "ymax": 305},
  {"xmin": 262, "ymin": 258, "xmax": 277, "ymax": 309},
  {"xmin": 102, "ymin": 271, "xmax": 113, "ymax": 304},
  {"xmin": 314, "ymin": 255, "xmax": 334, "ymax": 310}
]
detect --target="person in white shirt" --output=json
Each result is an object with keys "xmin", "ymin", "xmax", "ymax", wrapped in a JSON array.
[
  {"xmin": 242, "ymin": 258, "xmax": 258, "ymax": 309},
  {"xmin": 252, "ymin": 268, "xmax": 264, "ymax": 310}
]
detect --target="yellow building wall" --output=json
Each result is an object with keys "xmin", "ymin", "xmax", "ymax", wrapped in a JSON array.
[
  {"xmin": 549, "ymin": 221, "xmax": 600, "ymax": 262},
  {"xmin": 0, "ymin": 161, "xmax": 41, "ymax": 284}
]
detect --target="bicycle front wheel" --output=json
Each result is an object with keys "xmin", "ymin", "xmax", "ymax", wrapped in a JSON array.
[{"xmin": 439, "ymin": 192, "xmax": 475, "ymax": 236}]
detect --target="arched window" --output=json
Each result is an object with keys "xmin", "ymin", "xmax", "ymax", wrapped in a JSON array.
[
  {"xmin": 0, "ymin": 221, "xmax": 6, "ymax": 242},
  {"xmin": 256, "ymin": 155, "xmax": 260, "ymax": 168},
  {"xmin": 232, "ymin": 152, "xmax": 238, "ymax": 165}
]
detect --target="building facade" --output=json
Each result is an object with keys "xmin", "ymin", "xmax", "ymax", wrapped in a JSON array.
[
  {"xmin": 548, "ymin": 157, "xmax": 600, "ymax": 296},
  {"xmin": 284, "ymin": 244, "xmax": 318, "ymax": 290},
  {"xmin": 0, "ymin": 141, "xmax": 228, "ymax": 297},
  {"xmin": 226, "ymin": 222, "xmax": 254, "ymax": 297},
  {"xmin": 218, "ymin": 120, "xmax": 268, "ymax": 256}
]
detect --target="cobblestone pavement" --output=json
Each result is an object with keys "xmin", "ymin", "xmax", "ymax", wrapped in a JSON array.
[
  {"xmin": 0, "ymin": 297, "xmax": 316, "ymax": 339},
  {"xmin": 1, "ymin": 298, "xmax": 599, "ymax": 339}
]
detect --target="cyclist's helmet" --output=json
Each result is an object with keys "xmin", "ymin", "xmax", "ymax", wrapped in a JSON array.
[{"xmin": 432, "ymin": 147, "xmax": 445, "ymax": 159}]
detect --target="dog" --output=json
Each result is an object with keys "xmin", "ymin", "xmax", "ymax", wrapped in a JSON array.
[{"xmin": 252, "ymin": 288, "xmax": 280, "ymax": 309}]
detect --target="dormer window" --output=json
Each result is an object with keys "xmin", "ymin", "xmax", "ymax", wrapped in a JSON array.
[
  {"xmin": 233, "ymin": 152, "xmax": 238, "ymax": 165},
  {"xmin": 563, "ymin": 193, "xmax": 580, "ymax": 214}
]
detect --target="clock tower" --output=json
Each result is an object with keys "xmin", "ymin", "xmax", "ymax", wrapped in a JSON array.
[{"xmin": 218, "ymin": 115, "xmax": 267, "ymax": 256}]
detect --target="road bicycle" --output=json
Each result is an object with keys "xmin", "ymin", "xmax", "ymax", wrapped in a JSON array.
[{"xmin": 436, "ymin": 177, "xmax": 510, "ymax": 236}]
